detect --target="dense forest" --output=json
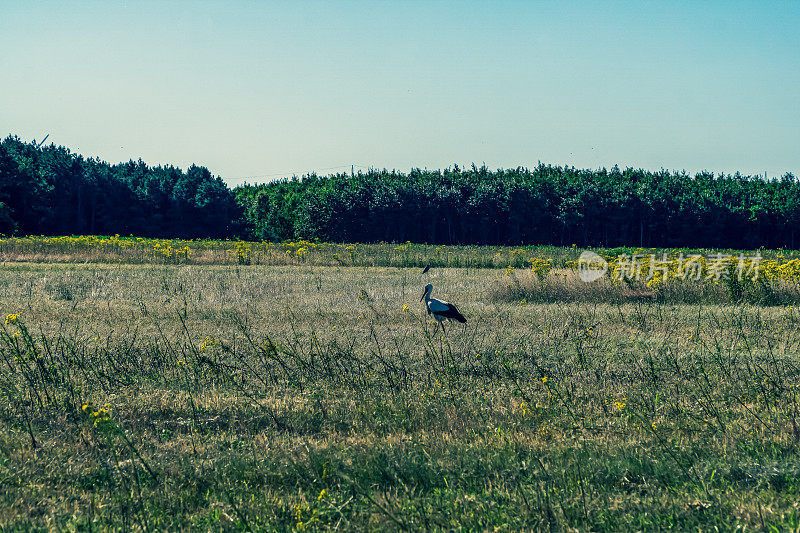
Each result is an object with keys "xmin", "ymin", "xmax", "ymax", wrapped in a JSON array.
[
  {"xmin": 235, "ymin": 166, "xmax": 800, "ymax": 249},
  {"xmin": 0, "ymin": 136, "xmax": 239, "ymax": 238},
  {"xmin": 2, "ymin": 135, "xmax": 799, "ymax": 248}
]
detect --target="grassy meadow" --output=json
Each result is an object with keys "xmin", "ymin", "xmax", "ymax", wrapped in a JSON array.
[{"xmin": 2, "ymin": 238, "xmax": 800, "ymax": 530}]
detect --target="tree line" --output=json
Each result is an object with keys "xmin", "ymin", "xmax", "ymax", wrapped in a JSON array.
[
  {"xmin": 0, "ymin": 136, "xmax": 239, "ymax": 238},
  {"xmin": 236, "ymin": 164, "xmax": 800, "ymax": 249},
  {"xmin": 2, "ymin": 135, "xmax": 798, "ymax": 248}
]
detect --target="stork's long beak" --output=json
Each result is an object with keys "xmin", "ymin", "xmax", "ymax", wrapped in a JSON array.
[{"xmin": 420, "ymin": 289, "xmax": 426, "ymax": 301}]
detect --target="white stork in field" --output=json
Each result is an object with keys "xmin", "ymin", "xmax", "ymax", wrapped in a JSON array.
[{"xmin": 420, "ymin": 283, "xmax": 466, "ymax": 333}]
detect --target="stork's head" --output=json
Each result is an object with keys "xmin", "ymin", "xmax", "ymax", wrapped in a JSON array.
[{"xmin": 420, "ymin": 283, "xmax": 433, "ymax": 301}]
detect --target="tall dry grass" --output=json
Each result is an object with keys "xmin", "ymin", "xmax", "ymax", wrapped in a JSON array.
[
  {"xmin": 491, "ymin": 266, "xmax": 800, "ymax": 306},
  {"xmin": 1, "ymin": 262, "xmax": 800, "ymax": 529}
]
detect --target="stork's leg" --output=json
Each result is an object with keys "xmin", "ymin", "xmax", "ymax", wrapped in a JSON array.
[{"xmin": 441, "ymin": 321, "xmax": 446, "ymax": 334}]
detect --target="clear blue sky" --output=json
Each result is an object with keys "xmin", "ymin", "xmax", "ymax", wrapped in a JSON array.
[{"xmin": 2, "ymin": 1, "xmax": 799, "ymax": 185}]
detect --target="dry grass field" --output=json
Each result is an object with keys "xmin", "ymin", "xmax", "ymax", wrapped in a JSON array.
[{"xmin": 2, "ymin": 243, "xmax": 800, "ymax": 530}]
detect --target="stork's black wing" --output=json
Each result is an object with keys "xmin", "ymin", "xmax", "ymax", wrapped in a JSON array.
[{"xmin": 437, "ymin": 303, "xmax": 466, "ymax": 323}]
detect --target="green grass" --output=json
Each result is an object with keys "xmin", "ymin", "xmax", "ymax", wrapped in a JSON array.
[
  {"xmin": 2, "ymin": 234, "xmax": 799, "ymax": 269},
  {"xmin": 1, "ymin": 258, "xmax": 800, "ymax": 530}
]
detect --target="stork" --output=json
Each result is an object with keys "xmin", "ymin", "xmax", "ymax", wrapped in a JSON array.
[{"xmin": 420, "ymin": 283, "xmax": 466, "ymax": 333}]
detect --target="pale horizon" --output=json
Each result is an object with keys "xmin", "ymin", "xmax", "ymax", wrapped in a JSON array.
[{"xmin": 3, "ymin": 1, "xmax": 799, "ymax": 186}]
